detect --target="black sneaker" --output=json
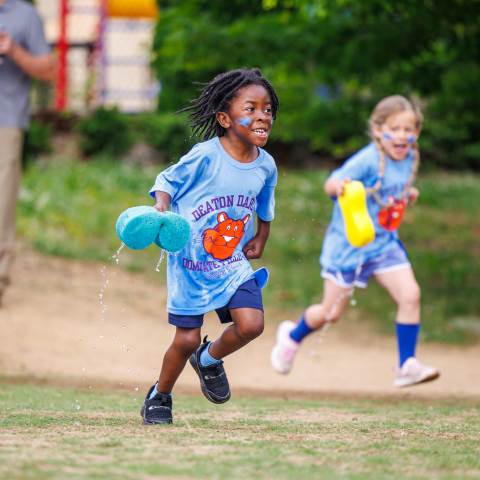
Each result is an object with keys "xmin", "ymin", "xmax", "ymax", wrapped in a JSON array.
[
  {"xmin": 140, "ymin": 385, "xmax": 172, "ymax": 424},
  {"xmin": 189, "ymin": 337, "xmax": 231, "ymax": 404}
]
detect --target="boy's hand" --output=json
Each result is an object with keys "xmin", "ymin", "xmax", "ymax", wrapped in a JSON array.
[
  {"xmin": 243, "ymin": 235, "xmax": 266, "ymax": 259},
  {"xmin": 154, "ymin": 191, "xmax": 171, "ymax": 212}
]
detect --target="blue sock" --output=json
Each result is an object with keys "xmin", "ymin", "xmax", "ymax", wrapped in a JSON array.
[
  {"xmin": 289, "ymin": 314, "xmax": 314, "ymax": 343},
  {"xmin": 148, "ymin": 383, "xmax": 158, "ymax": 399},
  {"xmin": 395, "ymin": 323, "xmax": 420, "ymax": 367},
  {"xmin": 148, "ymin": 383, "xmax": 171, "ymax": 399},
  {"xmin": 200, "ymin": 343, "xmax": 221, "ymax": 367}
]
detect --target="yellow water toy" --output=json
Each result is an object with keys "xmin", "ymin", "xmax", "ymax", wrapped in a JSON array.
[{"xmin": 338, "ymin": 181, "xmax": 375, "ymax": 248}]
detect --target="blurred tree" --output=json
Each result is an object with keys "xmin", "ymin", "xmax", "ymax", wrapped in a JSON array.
[{"xmin": 152, "ymin": 0, "xmax": 480, "ymax": 169}]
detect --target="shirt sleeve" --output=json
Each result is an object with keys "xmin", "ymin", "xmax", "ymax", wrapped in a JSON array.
[
  {"xmin": 329, "ymin": 152, "xmax": 375, "ymax": 184},
  {"xmin": 25, "ymin": 8, "xmax": 51, "ymax": 56},
  {"xmin": 149, "ymin": 145, "xmax": 206, "ymax": 202},
  {"xmin": 256, "ymin": 165, "xmax": 277, "ymax": 222}
]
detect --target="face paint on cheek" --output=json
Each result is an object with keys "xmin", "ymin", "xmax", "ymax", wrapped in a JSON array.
[
  {"xmin": 382, "ymin": 133, "xmax": 394, "ymax": 141},
  {"xmin": 238, "ymin": 117, "xmax": 252, "ymax": 127},
  {"xmin": 407, "ymin": 135, "xmax": 417, "ymax": 145}
]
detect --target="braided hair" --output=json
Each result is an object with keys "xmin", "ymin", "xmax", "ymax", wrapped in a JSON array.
[
  {"xmin": 367, "ymin": 95, "xmax": 422, "ymax": 206},
  {"xmin": 181, "ymin": 68, "xmax": 279, "ymax": 141}
]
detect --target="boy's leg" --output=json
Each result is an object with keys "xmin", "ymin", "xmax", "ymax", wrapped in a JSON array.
[
  {"xmin": 375, "ymin": 267, "xmax": 439, "ymax": 386},
  {"xmin": 271, "ymin": 279, "xmax": 351, "ymax": 374},
  {"xmin": 209, "ymin": 307, "xmax": 264, "ymax": 359},
  {"xmin": 157, "ymin": 326, "xmax": 202, "ymax": 392},
  {"xmin": 142, "ymin": 326, "xmax": 201, "ymax": 424},
  {"xmin": 189, "ymin": 307, "xmax": 263, "ymax": 404}
]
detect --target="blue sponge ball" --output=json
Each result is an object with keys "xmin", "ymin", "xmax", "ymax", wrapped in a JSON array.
[
  {"xmin": 115, "ymin": 206, "xmax": 162, "ymax": 250},
  {"xmin": 155, "ymin": 211, "xmax": 191, "ymax": 252}
]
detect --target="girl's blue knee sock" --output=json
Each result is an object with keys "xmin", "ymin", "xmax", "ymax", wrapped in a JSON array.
[
  {"xmin": 200, "ymin": 343, "xmax": 221, "ymax": 367},
  {"xmin": 289, "ymin": 314, "xmax": 314, "ymax": 343},
  {"xmin": 395, "ymin": 323, "xmax": 420, "ymax": 367}
]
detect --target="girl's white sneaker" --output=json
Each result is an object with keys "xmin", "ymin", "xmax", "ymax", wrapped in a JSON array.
[
  {"xmin": 394, "ymin": 357, "xmax": 440, "ymax": 388},
  {"xmin": 271, "ymin": 321, "xmax": 299, "ymax": 374}
]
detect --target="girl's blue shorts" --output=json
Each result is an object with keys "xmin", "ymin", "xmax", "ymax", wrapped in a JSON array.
[
  {"xmin": 168, "ymin": 278, "xmax": 263, "ymax": 329},
  {"xmin": 322, "ymin": 242, "xmax": 411, "ymax": 289}
]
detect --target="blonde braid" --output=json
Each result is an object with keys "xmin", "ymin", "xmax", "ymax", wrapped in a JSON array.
[
  {"xmin": 403, "ymin": 140, "xmax": 420, "ymax": 201},
  {"xmin": 367, "ymin": 136, "xmax": 387, "ymax": 207}
]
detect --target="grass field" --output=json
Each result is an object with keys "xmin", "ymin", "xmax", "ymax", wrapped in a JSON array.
[
  {"xmin": 17, "ymin": 158, "xmax": 480, "ymax": 343},
  {"xmin": 1, "ymin": 380, "xmax": 479, "ymax": 479}
]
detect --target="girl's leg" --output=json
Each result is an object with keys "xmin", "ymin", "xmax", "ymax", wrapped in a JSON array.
[
  {"xmin": 271, "ymin": 279, "xmax": 352, "ymax": 374},
  {"xmin": 374, "ymin": 266, "xmax": 421, "ymax": 325},
  {"xmin": 208, "ymin": 308, "xmax": 264, "ymax": 359},
  {"xmin": 375, "ymin": 266, "xmax": 439, "ymax": 386},
  {"xmin": 304, "ymin": 278, "xmax": 353, "ymax": 328},
  {"xmin": 375, "ymin": 266, "xmax": 421, "ymax": 366},
  {"xmin": 157, "ymin": 326, "xmax": 201, "ymax": 393}
]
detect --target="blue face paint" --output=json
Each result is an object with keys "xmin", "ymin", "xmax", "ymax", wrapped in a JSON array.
[
  {"xmin": 382, "ymin": 133, "xmax": 394, "ymax": 141},
  {"xmin": 238, "ymin": 117, "xmax": 252, "ymax": 127},
  {"xmin": 407, "ymin": 135, "xmax": 416, "ymax": 145}
]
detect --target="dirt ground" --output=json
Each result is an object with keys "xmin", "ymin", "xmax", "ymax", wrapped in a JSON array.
[{"xmin": 1, "ymin": 246, "xmax": 479, "ymax": 400}]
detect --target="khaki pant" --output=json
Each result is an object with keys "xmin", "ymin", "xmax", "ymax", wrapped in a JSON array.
[{"xmin": 0, "ymin": 128, "xmax": 23, "ymax": 294}]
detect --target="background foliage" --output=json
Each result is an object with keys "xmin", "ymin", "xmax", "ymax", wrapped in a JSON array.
[{"xmin": 151, "ymin": 0, "xmax": 480, "ymax": 169}]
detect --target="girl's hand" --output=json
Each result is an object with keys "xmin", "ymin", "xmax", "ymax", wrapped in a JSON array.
[
  {"xmin": 336, "ymin": 179, "xmax": 351, "ymax": 197},
  {"xmin": 243, "ymin": 235, "xmax": 266, "ymax": 259},
  {"xmin": 408, "ymin": 186, "xmax": 420, "ymax": 204},
  {"xmin": 324, "ymin": 178, "xmax": 351, "ymax": 197}
]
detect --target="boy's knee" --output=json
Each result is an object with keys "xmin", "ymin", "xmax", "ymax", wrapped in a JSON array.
[
  {"xmin": 175, "ymin": 329, "xmax": 201, "ymax": 355},
  {"xmin": 236, "ymin": 315, "xmax": 264, "ymax": 340}
]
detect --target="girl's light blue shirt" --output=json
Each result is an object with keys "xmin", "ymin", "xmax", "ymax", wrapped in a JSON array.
[
  {"xmin": 320, "ymin": 143, "xmax": 414, "ymax": 271},
  {"xmin": 149, "ymin": 137, "xmax": 277, "ymax": 315}
]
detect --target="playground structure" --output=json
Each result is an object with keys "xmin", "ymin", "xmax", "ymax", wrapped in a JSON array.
[{"xmin": 36, "ymin": 0, "xmax": 159, "ymax": 113}]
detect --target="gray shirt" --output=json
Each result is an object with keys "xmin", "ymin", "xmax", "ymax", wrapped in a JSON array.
[{"xmin": 0, "ymin": 0, "xmax": 51, "ymax": 128}]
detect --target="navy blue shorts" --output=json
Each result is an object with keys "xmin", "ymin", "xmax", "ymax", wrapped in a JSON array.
[{"xmin": 168, "ymin": 278, "xmax": 263, "ymax": 328}]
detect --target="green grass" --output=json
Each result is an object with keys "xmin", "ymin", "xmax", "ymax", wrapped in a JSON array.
[
  {"xmin": 1, "ymin": 381, "xmax": 479, "ymax": 480},
  {"xmin": 17, "ymin": 157, "xmax": 480, "ymax": 343}
]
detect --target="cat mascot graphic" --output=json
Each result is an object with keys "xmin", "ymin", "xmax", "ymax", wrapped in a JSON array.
[{"xmin": 203, "ymin": 212, "xmax": 250, "ymax": 260}]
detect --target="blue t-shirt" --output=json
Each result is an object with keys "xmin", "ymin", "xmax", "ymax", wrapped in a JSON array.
[
  {"xmin": 149, "ymin": 137, "xmax": 277, "ymax": 315},
  {"xmin": 320, "ymin": 143, "xmax": 414, "ymax": 271}
]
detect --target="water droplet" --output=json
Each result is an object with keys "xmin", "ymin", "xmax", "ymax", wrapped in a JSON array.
[
  {"xmin": 155, "ymin": 249, "xmax": 166, "ymax": 272},
  {"xmin": 111, "ymin": 242, "xmax": 125, "ymax": 264}
]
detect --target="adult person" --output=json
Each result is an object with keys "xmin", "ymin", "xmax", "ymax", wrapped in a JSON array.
[{"xmin": 0, "ymin": 0, "xmax": 56, "ymax": 305}]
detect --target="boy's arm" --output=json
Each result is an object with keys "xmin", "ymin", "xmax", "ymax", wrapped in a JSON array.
[
  {"xmin": 243, "ymin": 218, "xmax": 270, "ymax": 260},
  {"xmin": 153, "ymin": 191, "xmax": 171, "ymax": 212}
]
